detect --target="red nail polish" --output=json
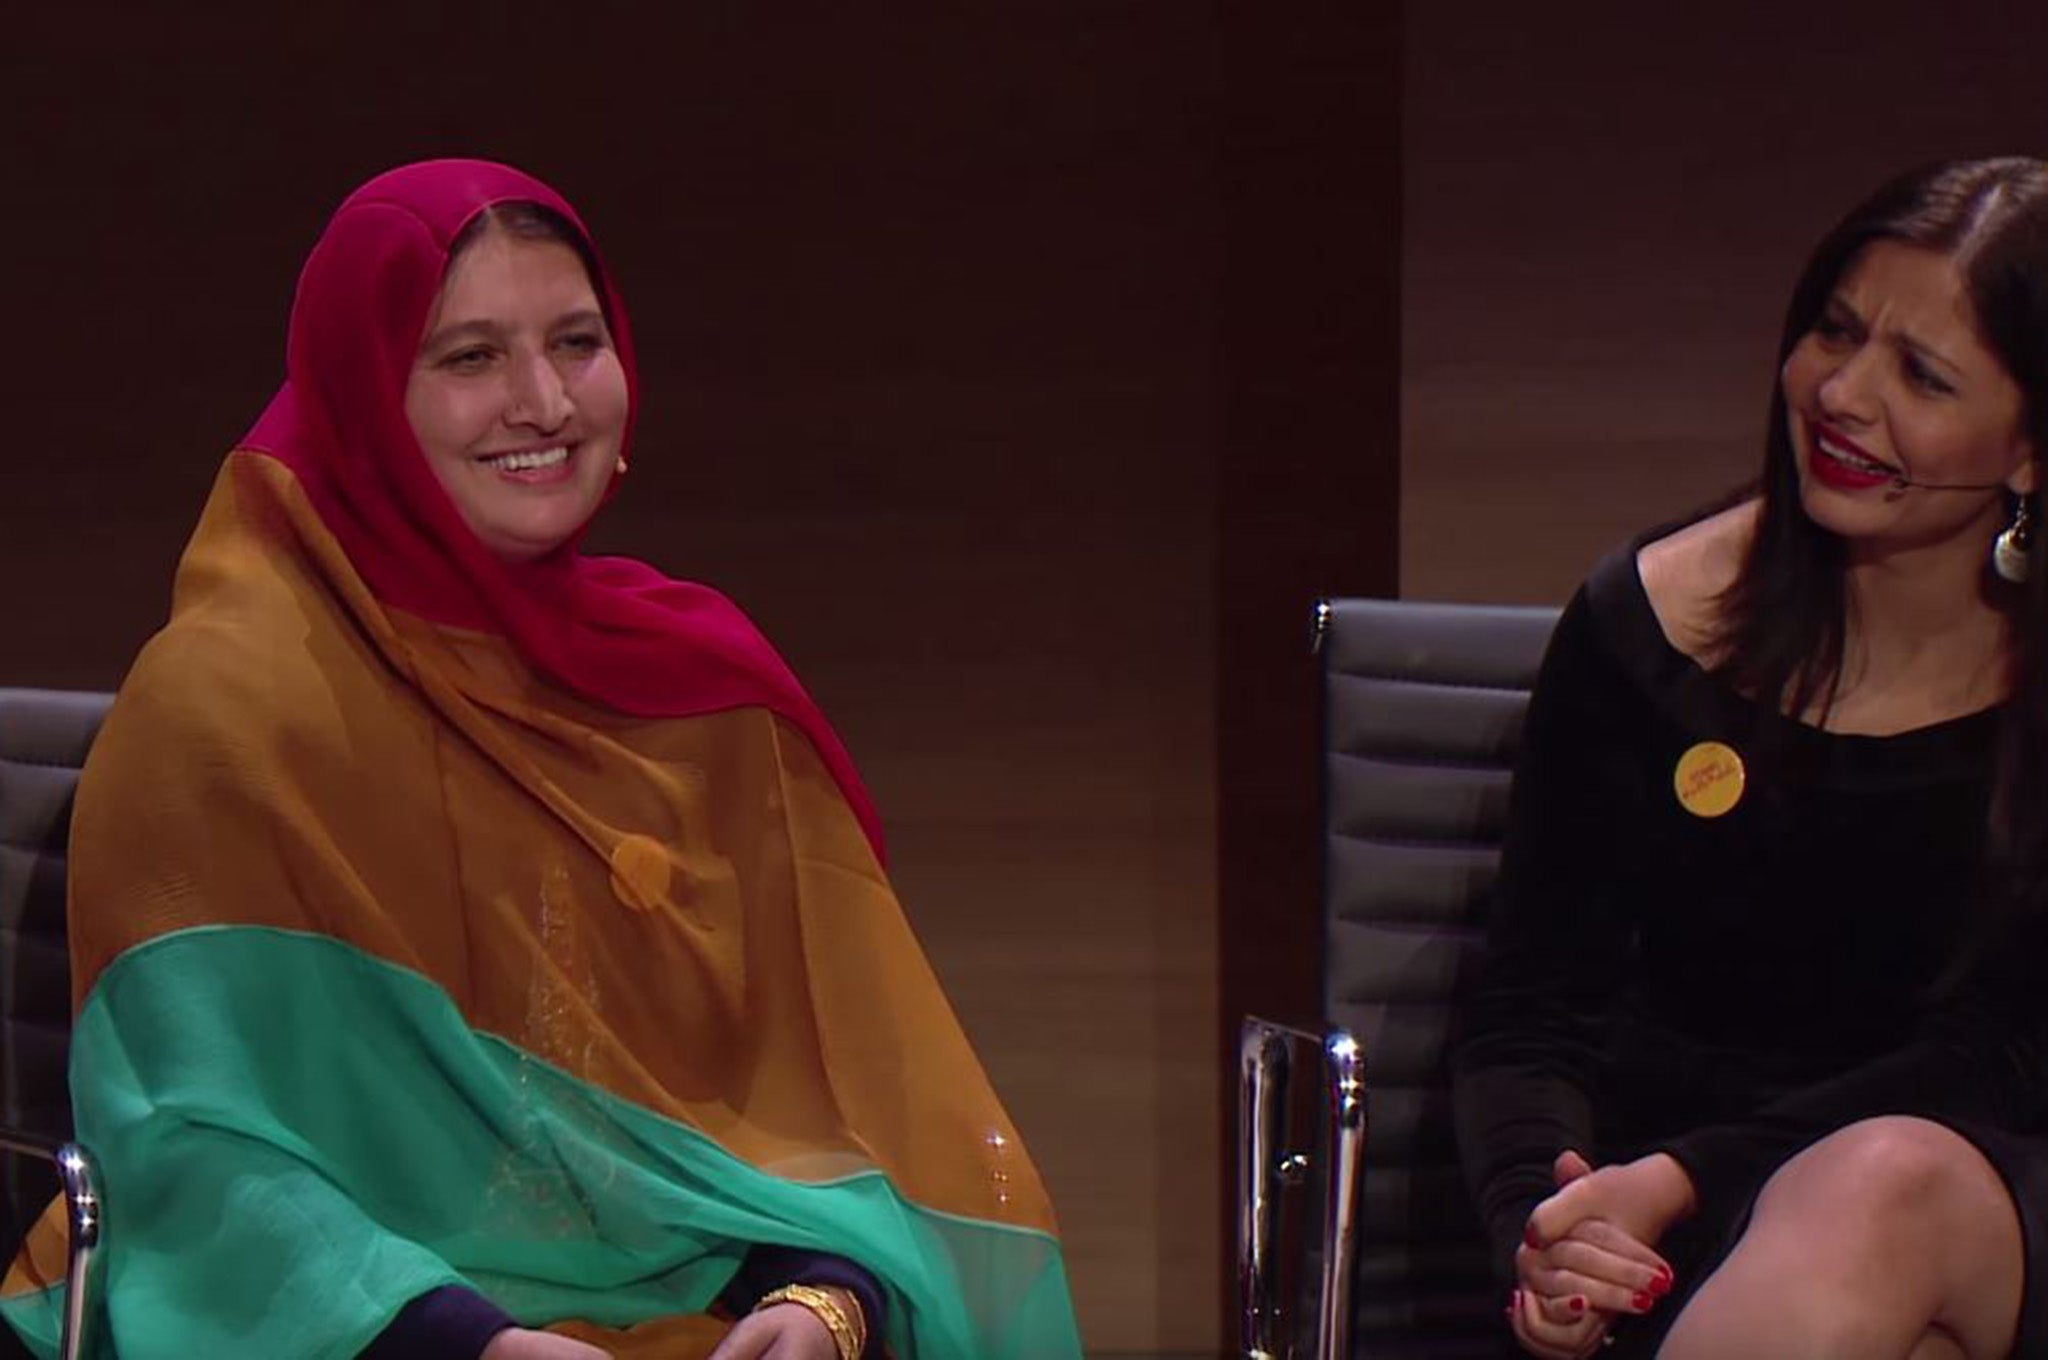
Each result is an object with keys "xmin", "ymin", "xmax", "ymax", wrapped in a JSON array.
[
  {"xmin": 1648, "ymin": 1271, "xmax": 1673, "ymax": 1298},
  {"xmin": 1524, "ymin": 1224, "xmax": 1541, "ymax": 1248},
  {"xmin": 1570, "ymin": 1296, "xmax": 1587, "ymax": 1314},
  {"xmin": 1634, "ymin": 1291, "xmax": 1653, "ymax": 1311}
]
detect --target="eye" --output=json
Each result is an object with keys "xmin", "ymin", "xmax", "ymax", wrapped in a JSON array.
[
  {"xmin": 1904, "ymin": 353, "xmax": 1957, "ymax": 397},
  {"xmin": 1810, "ymin": 311, "xmax": 1858, "ymax": 345},
  {"xmin": 553, "ymin": 330, "xmax": 607, "ymax": 357},
  {"xmin": 438, "ymin": 345, "xmax": 497, "ymax": 373}
]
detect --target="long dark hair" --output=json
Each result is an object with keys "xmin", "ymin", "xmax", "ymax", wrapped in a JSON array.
[
  {"xmin": 1711, "ymin": 158, "xmax": 2048, "ymax": 722},
  {"xmin": 1719, "ymin": 159, "xmax": 2048, "ymax": 984}
]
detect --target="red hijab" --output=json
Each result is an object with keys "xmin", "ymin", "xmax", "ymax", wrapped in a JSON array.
[{"xmin": 244, "ymin": 159, "xmax": 882, "ymax": 853}]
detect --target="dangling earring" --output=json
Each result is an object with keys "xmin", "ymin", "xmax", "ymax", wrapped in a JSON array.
[{"xmin": 1995, "ymin": 495, "xmax": 2034, "ymax": 584}]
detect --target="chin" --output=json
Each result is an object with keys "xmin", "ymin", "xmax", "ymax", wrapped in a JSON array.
[
  {"xmin": 481, "ymin": 500, "xmax": 601, "ymax": 562},
  {"xmin": 476, "ymin": 523, "xmax": 577, "ymax": 563},
  {"xmin": 1794, "ymin": 481, "xmax": 1875, "ymax": 540}
]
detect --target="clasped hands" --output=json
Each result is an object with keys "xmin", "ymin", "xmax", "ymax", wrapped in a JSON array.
[
  {"xmin": 1507, "ymin": 1150, "xmax": 1697, "ymax": 1359},
  {"xmin": 478, "ymin": 1289, "xmax": 853, "ymax": 1360}
]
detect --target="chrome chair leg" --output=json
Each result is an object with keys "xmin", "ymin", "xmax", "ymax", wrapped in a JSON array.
[
  {"xmin": 1313, "ymin": 1033, "xmax": 1365, "ymax": 1360},
  {"xmin": 1238, "ymin": 1018, "xmax": 1367, "ymax": 1360},
  {"xmin": 1239, "ymin": 1019, "xmax": 1291, "ymax": 1359},
  {"xmin": 1, "ymin": 1132, "xmax": 102, "ymax": 1360}
]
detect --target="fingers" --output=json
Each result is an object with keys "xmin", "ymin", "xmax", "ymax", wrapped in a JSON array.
[
  {"xmin": 1506, "ymin": 1285, "xmax": 1609, "ymax": 1360},
  {"xmin": 1525, "ymin": 1176, "xmax": 1675, "ymax": 1259},
  {"xmin": 1519, "ymin": 1253, "xmax": 1666, "ymax": 1318},
  {"xmin": 1562, "ymin": 1218, "xmax": 1672, "ymax": 1274},
  {"xmin": 705, "ymin": 1316, "xmax": 772, "ymax": 1360},
  {"xmin": 1517, "ymin": 1234, "xmax": 1671, "ymax": 1311},
  {"xmin": 1529, "ymin": 1285, "xmax": 1597, "ymax": 1328},
  {"xmin": 1554, "ymin": 1148, "xmax": 1595, "ymax": 1186},
  {"xmin": 1526, "ymin": 1178, "xmax": 1609, "ymax": 1250}
]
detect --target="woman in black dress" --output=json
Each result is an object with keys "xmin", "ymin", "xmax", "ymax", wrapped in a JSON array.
[{"xmin": 1452, "ymin": 157, "xmax": 2048, "ymax": 1359}]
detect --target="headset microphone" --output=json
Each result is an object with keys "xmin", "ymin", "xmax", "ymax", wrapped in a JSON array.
[{"xmin": 1886, "ymin": 473, "xmax": 2011, "ymax": 492}]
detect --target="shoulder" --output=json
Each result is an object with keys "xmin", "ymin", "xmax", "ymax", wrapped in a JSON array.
[
  {"xmin": 1530, "ymin": 500, "xmax": 1757, "ymax": 719},
  {"xmin": 94, "ymin": 602, "xmax": 373, "ymax": 796},
  {"xmin": 1633, "ymin": 500, "xmax": 1759, "ymax": 665},
  {"xmin": 87, "ymin": 631, "xmax": 282, "ymax": 807}
]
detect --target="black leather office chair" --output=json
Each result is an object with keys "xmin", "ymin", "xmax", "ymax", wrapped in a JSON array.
[
  {"xmin": 0, "ymin": 688, "xmax": 113, "ymax": 1360},
  {"xmin": 1238, "ymin": 599, "xmax": 1559, "ymax": 1359}
]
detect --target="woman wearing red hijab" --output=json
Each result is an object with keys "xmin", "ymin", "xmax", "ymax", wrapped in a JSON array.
[{"xmin": 0, "ymin": 160, "xmax": 1081, "ymax": 1360}]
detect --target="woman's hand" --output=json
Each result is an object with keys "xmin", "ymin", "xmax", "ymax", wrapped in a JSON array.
[
  {"xmin": 1506, "ymin": 1151, "xmax": 1685, "ymax": 1356},
  {"xmin": 706, "ymin": 1301, "xmax": 844, "ymax": 1360},
  {"xmin": 1527, "ymin": 1150, "xmax": 1696, "ymax": 1260},
  {"xmin": 1506, "ymin": 1281, "xmax": 1612, "ymax": 1359},
  {"xmin": 480, "ymin": 1329, "xmax": 613, "ymax": 1360}
]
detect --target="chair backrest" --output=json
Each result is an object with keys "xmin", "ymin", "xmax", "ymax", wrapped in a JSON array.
[
  {"xmin": 1319, "ymin": 598, "xmax": 1558, "ymax": 1356},
  {"xmin": 0, "ymin": 689, "xmax": 113, "ymax": 1251}
]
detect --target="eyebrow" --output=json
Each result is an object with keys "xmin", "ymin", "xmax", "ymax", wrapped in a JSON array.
[
  {"xmin": 418, "ymin": 319, "xmax": 498, "ymax": 353},
  {"xmin": 1824, "ymin": 295, "xmax": 1965, "ymax": 379},
  {"xmin": 419, "ymin": 309, "xmax": 610, "ymax": 354}
]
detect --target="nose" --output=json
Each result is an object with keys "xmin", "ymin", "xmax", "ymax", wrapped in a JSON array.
[
  {"xmin": 1815, "ymin": 343, "xmax": 1881, "ymax": 426},
  {"xmin": 505, "ymin": 352, "xmax": 572, "ymax": 431}
]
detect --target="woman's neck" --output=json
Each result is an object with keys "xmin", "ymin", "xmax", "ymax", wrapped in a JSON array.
[{"xmin": 1832, "ymin": 517, "xmax": 2012, "ymax": 723}]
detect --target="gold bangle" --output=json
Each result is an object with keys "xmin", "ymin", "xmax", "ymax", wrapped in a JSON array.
[{"xmin": 753, "ymin": 1282, "xmax": 865, "ymax": 1360}]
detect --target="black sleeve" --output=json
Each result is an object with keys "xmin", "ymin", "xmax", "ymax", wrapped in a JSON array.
[
  {"xmin": 720, "ymin": 1244, "xmax": 888, "ymax": 1359},
  {"xmin": 1449, "ymin": 587, "xmax": 1648, "ymax": 1281},
  {"xmin": 358, "ymin": 1285, "xmax": 515, "ymax": 1360}
]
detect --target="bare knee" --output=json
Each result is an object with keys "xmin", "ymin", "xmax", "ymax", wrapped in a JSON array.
[
  {"xmin": 1761, "ymin": 1116, "xmax": 2007, "ymax": 1235},
  {"xmin": 1739, "ymin": 1115, "xmax": 2022, "ymax": 1354},
  {"xmin": 1664, "ymin": 1118, "xmax": 2019, "ymax": 1359}
]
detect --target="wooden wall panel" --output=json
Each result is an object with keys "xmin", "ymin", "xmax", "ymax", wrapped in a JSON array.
[
  {"xmin": 2, "ymin": 9, "xmax": 1411, "ymax": 1352},
  {"xmin": 0, "ymin": 7, "xmax": 1238, "ymax": 1354}
]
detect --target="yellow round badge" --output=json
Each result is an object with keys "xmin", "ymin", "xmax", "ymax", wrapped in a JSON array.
[{"xmin": 1673, "ymin": 741, "xmax": 1746, "ymax": 818}]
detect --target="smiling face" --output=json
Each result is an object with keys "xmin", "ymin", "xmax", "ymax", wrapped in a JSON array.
[
  {"xmin": 1782, "ymin": 239, "xmax": 2035, "ymax": 554},
  {"xmin": 403, "ymin": 225, "xmax": 629, "ymax": 562}
]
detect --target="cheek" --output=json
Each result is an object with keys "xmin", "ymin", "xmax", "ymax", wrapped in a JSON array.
[
  {"xmin": 577, "ymin": 358, "xmax": 631, "ymax": 435},
  {"xmin": 403, "ymin": 376, "xmax": 491, "ymax": 463},
  {"xmin": 1780, "ymin": 346, "xmax": 1825, "ymax": 411},
  {"xmin": 1928, "ymin": 414, "xmax": 2024, "ymax": 475},
  {"xmin": 1876, "ymin": 401, "xmax": 2027, "ymax": 489}
]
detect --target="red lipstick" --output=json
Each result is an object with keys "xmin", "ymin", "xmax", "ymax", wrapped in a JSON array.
[{"xmin": 1806, "ymin": 422, "xmax": 1899, "ymax": 491}]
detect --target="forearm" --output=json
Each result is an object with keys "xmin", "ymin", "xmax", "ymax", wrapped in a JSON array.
[
  {"xmin": 1452, "ymin": 1056, "xmax": 1600, "ymax": 1279},
  {"xmin": 1450, "ymin": 589, "xmax": 1650, "ymax": 1275},
  {"xmin": 1616, "ymin": 1151, "xmax": 1697, "ymax": 1233}
]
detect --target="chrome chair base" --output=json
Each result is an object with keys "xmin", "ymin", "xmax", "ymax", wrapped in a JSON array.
[
  {"xmin": 0, "ymin": 1133, "xmax": 102, "ymax": 1360},
  {"xmin": 1237, "ymin": 1017, "xmax": 1365, "ymax": 1360}
]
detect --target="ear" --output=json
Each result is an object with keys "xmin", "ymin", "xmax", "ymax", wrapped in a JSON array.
[{"xmin": 2008, "ymin": 443, "xmax": 2037, "ymax": 497}]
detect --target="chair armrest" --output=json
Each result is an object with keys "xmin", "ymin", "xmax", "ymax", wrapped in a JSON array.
[{"xmin": 0, "ymin": 1132, "xmax": 102, "ymax": 1360}]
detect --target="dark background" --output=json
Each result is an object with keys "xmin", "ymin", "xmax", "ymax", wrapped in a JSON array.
[
  {"xmin": 9, "ymin": 3, "xmax": 2048, "ymax": 1354},
  {"xmin": 1404, "ymin": 4, "xmax": 2048, "ymax": 604}
]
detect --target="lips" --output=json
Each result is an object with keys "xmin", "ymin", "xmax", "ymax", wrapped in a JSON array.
[
  {"xmin": 1806, "ymin": 421, "xmax": 1901, "ymax": 491},
  {"xmin": 476, "ymin": 443, "xmax": 578, "ymax": 486}
]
